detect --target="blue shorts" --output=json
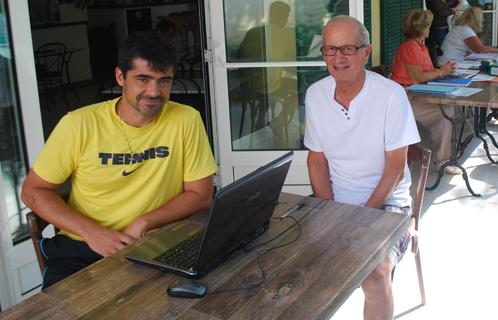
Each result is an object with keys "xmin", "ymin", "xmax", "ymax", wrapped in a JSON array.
[{"xmin": 383, "ymin": 205, "xmax": 411, "ymax": 265}]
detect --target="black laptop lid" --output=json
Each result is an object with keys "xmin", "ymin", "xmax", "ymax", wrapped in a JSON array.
[{"xmin": 194, "ymin": 151, "xmax": 293, "ymax": 274}]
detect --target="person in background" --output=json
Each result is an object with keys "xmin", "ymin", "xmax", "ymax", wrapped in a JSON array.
[
  {"xmin": 391, "ymin": 10, "xmax": 462, "ymax": 175},
  {"xmin": 155, "ymin": 18, "xmax": 184, "ymax": 60},
  {"xmin": 305, "ymin": 15, "xmax": 420, "ymax": 320},
  {"xmin": 237, "ymin": 1, "xmax": 299, "ymax": 148},
  {"xmin": 439, "ymin": 6, "xmax": 498, "ymax": 64},
  {"xmin": 21, "ymin": 31, "xmax": 217, "ymax": 289},
  {"xmin": 426, "ymin": 0, "xmax": 463, "ymax": 47}
]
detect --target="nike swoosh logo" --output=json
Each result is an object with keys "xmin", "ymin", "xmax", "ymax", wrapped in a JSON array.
[{"xmin": 122, "ymin": 168, "xmax": 139, "ymax": 176}]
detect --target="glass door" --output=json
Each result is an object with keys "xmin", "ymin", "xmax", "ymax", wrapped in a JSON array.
[
  {"xmin": 206, "ymin": 0, "xmax": 362, "ymax": 192},
  {"xmin": 0, "ymin": 0, "xmax": 45, "ymax": 309},
  {"xmin": 0, "ymin": 9, "xmax": 27, "ymax": 246}
]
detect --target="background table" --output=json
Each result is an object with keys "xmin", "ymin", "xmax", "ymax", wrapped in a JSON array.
[
  {"xmin": 407, "ymin": 81, "xmax": 498, "ymax": 197},
  {"xmin": 0, "ymin": 193, "xmax": 409, "ymax": 320}
]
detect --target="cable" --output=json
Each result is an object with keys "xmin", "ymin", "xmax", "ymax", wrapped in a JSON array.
[
  {"xmin": 244, "ymin": 198, "xmax": 325, "ymax": 251},
  {"xmin": 210, "ymin": 199, "xmax": 326, "ymax": 295},
  {"xmin": 211, "ymin": 216, "xmax": 301, "ymax": 294}
]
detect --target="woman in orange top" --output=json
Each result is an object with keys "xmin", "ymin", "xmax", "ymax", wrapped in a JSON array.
[{"xmin": 391, "ymin": 10, "xmax": 461, "ymax": 175}]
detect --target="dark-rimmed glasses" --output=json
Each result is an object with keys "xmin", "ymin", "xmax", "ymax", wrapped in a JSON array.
[{"xmin": 320, "ymin": 45, "xmax": 367, "ymax": 56}]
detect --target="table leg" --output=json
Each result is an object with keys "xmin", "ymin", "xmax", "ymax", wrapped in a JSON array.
[
  {"xmin": 472, "ymin": 107, "xmax": 497, "ymax": 164},
  {"xmin": 426, "ymin": 105, "xmax": 481, "ymax": 197},
  {"xmin": 478, "ymin": 107, "xmax": 498, "ymax": 149}
]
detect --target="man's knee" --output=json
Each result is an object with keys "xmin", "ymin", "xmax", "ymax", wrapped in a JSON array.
[{"xmin": 362, "ymin": 258, "xmax": 393, "ymax": 294}]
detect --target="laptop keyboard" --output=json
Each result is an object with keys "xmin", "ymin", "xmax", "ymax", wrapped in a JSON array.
[{"xmin": 154, "ymin": 232, "xmax": 202, "ymax": 269}]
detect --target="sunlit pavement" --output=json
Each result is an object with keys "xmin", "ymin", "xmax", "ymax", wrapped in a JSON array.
[{"xmin": 333, "ymin": 122, "xmax": 498, "ymax": 320}]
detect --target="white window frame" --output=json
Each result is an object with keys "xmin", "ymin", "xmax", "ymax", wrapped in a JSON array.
[{"xmin": 0, "ymin": 0, "xmax": 44, "ymax": 310}]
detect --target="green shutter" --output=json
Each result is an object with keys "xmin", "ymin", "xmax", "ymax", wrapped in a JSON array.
[
  {"xmin": 381, "ymin": 0, "xmax": 423, "ymax": 71},
  {"xmin": 364, "ymin": 0, "xmax": 372, "ymax": 67}
]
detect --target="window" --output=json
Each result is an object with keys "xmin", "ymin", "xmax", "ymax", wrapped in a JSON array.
[{"xmin": 0, "ymin": 1, "xmax": 29, "ymax": 244}]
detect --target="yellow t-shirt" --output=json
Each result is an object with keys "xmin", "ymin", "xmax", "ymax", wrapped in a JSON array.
[{"xmin": 33, "ymin": 98, "xmax": 217, "ymax": 240}]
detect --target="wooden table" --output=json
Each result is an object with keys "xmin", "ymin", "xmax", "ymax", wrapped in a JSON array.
[
  {"xmin": 0, "ymin": 193, "xmax": 410, "ymax": 320},
  {"xmin": 408, "ymin": 81, "xmax": 498, "ymax": 197}
]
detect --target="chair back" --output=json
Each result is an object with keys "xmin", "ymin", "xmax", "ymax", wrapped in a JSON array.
[
  {"xmin": 369, "ymin": 65, "xmax": 388, "ymax": 78},
  {"xmin": 35, "ymin": 42, "xmax": 68, "ymax": 87},
  {"xmin": 27, "ymin": 192, "xmax": 67, "ymax": 273},
  {"xmin": 27, "ymin": 211, "xmax": 54, "ymax": 272},
  {"xmin": 407, "ymin": 144, "xmax": 431, "ymax": 234}
]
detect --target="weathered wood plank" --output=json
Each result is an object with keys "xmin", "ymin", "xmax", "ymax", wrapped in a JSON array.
[
  {"xmin": 0, "ymin": 193, "xmax": 409, "ymax": 320},
  {"xmin": 0, "ymin": 293, "xmax": 78, "ymax": 320}
]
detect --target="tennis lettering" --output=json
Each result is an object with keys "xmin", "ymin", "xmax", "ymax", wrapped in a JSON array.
[{"xmin": 98, "ymin": 146, "xmax": 169, "ymax": 165}]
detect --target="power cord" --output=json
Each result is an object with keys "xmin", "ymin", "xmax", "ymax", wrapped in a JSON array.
[{"xmin": 210, "ymin": 199, "xmax": 326, "ymax": 294}]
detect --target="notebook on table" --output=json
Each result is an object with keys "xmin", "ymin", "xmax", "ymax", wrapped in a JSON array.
[
  {"xmin": 125, "ymin": 151, "xmax": 294, "ymax": 278},
  {"xmin": 426, "ymin": 77, "xmax": 472, "ymax": 87},
  {"xmin": 406, "ymin": 84, "xmax": 459, "ymax": 95}
]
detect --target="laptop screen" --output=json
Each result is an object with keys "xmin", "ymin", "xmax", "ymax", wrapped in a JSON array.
[{"xmin": 194, "ymin": 151, "xmax": 293, "ymax": 274}]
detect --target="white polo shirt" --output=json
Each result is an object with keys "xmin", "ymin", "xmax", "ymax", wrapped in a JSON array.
[{"xmin": 304, "ymin": 71, "xmax": 420, "ymax": 207}]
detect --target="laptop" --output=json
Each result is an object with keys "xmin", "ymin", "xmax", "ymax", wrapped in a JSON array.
[{"xmin": 125, "ymin": 151, "xmax": 293, "ymax": 278}]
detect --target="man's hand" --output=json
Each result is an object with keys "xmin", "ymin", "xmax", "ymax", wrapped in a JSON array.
[
  {"xmin": 81, "ymin": 224, "xmax": 137, "ymax": 257},
  {"xmin": 123, "ymin": 216, "xmax": 149, "ymax": 239}
]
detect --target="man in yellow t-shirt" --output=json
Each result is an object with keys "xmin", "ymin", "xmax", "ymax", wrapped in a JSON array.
[{"xmin": 21, "ymin": 31, "xmax": 217, "ymax": 288}]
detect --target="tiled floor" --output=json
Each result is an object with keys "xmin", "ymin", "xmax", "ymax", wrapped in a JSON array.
[{"xmin": 333, "ymin": 121, "xmax": 498, "ymax": 320}]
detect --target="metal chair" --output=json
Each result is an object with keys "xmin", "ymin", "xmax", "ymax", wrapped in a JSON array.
[
  {"xmin": 35, "ymin": 43, "xmax": 67, "ymax": 106},
  {"xmin": 394, "ymin": 144, "xmax": 431, "ymax": 318}
]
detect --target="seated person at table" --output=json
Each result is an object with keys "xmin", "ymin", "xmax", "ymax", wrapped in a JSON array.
[
  {"xmin": 305, "ymin": 16, "xmax": 420, "ymax": 320},
  {"xmin": 439, "ymin": 6, "xmax": 498, "ymax": 64},
  {"xmin": 391, "ymin": 10, "xmax": 461, "ymax": 175},
  {"xmin": 21, "ymin": 31, "xmax": 217, "ymax": 289}
]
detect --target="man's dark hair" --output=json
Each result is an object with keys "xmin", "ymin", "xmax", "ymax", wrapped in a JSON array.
[{"xmin": 117, "ymin": 31, "xmax": 177, "ymax": 77}]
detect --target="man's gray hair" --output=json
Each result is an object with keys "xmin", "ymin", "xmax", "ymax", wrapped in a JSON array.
[{"xmin": 322, "ymin": 15, "xmax": 370, "ymax": 45}]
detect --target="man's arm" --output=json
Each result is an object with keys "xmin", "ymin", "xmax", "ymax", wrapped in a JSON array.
[
  {"xmin": 124, "ymin": 175, "xmax": 214, "ymax": 239},
  {"xmin": 21, "ymin": 170, "xmax": 137, "ymax": 257},
  {"xmin": 307, "ymin": 150, "xmax": 333, "ymax": 200},
  {"xmin": 364, "ymin": 146, "xmax": 408, "ymax": 209}
]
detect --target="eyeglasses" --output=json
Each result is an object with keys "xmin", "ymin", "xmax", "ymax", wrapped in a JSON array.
[{"xmin": 320, "ymin": 45, "xmax": 367, "ymax": 56}]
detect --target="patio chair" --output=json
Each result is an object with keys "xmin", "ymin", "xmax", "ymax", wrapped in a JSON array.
[
  {"xmin": 369, "ymin": 64, "xmax": 388, "ymax": 77},
  {"xmin": 394, "ymin": 144, "xmax": 431, "ymax": 318},
  {"xmin": 27, "ymin": 193, "xmax": 68, "ymax": 273},
  {"xmin": 27, "ymin": 211, "xmax": 55, "ymax": 273},
  {"xmin": 35, "ymin": 42, "xmax": 69, "ymax": 106}
]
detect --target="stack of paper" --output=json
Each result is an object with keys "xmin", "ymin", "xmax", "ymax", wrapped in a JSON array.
[
  {"xmin": 407, "ymin": 84, "xmax": 482, "ymax": 97},
  {"xmin": 471, "ymin": 74, "xmax": 496, "ymax": 82},
  {"xmin": 407, "ymin": 84, "xmax": 458, "ymax": 94},
  {"xmin": 447, "ymin": 87, "xmax": 483, "ymax": 97},
  {"xmin": 457, "ymin": 61, "xmax": 481, "ymax": 69},
  {"xmin": 465, "ymin": 53, "xmax": 498, "ymax": 61},
  {"xmin": 455, "ymin": 69, "xmax": 479, "ymax": 78},
  {"xmin": 427, "ymin": 77, "xmax": 472, "ymax": 87}
]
